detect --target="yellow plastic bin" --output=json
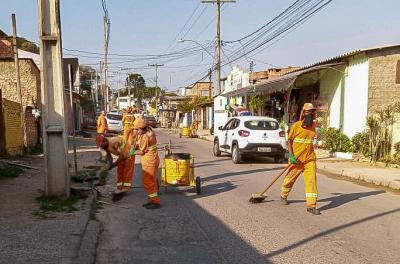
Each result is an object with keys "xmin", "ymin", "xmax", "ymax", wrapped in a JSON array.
[
  {"xmin": 161, "ymin": 153, "xmax": 201, "ymax": 194},
  {"xmin": 180, "ymin": 127, "xmax": 191, "ymax": 138}
]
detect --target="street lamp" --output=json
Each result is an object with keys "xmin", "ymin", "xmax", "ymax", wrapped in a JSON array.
[{"xmin": 178, "ymin": 39, "xmax": 214, "ymax": 60}]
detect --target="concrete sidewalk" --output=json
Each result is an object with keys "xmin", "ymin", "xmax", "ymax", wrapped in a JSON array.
[
  {"xmin": 0, "ymin": 137, "xmax": 101, "ymax": 264},
  {"xmin": 161, "ymin": 128, "xmax": 400, "ymax": 192}
]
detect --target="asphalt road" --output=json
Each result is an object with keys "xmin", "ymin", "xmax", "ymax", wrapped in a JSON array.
[{"xmin": 96, "ymin": 129, "xmax": 400, "ymax": 264}]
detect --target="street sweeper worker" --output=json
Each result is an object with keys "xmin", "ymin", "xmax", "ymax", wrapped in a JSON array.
[
  {"xmin": 280, "ymin": 102, "xmax": 320, "ymax": 215},
  {"xmin": 97, "ymin": 110, "xmax": 108, "ymax": 135},
  {"xmin": 122, "ymin": 107, "xmax": 135, "ymax": 140},
  {"xmin": 96, "ymin": 134, "xmax": 136, "ymax": 199},
  {"xmin": 130, "ymin": 118, "xmax": 161, "ymax": 210}
]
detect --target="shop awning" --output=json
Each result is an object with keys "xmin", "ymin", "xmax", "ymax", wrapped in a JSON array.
[{"xmin": 221, "ymin": 63, "xmax": 345, "ymax": 97}]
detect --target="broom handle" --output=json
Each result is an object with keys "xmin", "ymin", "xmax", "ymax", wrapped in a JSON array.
[
  {"xmin": 259, "ymin": 144, "xmax": 311, "ymax": 196},
  {"xmin": 259, "ymin": 164, "xmax": 292, "ymax": 196}
]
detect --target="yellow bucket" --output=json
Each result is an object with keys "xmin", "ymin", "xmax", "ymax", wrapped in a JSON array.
[
  {"xmin": 163, "ymin": 153, "xmax": 191, "ymax": 185},
  {"xmin": 181, "ymin": 127, "xmax": 191, "ymax": 137}
]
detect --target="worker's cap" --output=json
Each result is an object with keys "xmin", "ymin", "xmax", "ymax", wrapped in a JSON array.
[
  {"xmin": 302, "ymin": 103, "xmax": 316, "ymax": 111},
  {"xmin": 133, "ymin": 118, "xmax": 146, "ymax": 129},
  {"xmin": 95, "ymin": 135, "xmax": 106, "ymax": 148}
]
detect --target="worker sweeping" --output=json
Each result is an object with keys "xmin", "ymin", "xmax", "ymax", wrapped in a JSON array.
[
  {"xmin": 96, "ymin": 133, "xmax": 136, "ymax": 201},
  {"xmin": 130, "ymin": 118, "xmax": 161, "ymax": 210},
  {"xmin": 280, "ymin": 103, "xmax": 320, "ymax": 215}
]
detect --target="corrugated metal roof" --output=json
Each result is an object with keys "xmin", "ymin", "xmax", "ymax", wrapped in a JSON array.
[{"xmin": 288, "ymin": 44, "xmax": 400, "ymax": 74}]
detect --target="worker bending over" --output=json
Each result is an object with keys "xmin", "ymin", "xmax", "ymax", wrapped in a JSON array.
[
  {"xmin": 130, "ymin": 118, "xmax": 161, "ymax": 210},
  {"xmin": 280, "ymin": 103, "xmax": 320, "ymax": 215},
  {"xmin": 96, "ymin": 134, "xmax": 136, "ymax": 201}
]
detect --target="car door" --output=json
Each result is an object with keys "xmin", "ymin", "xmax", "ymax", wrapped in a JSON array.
[
  {"xmin": 219, "ymin": 119, "xmax": 234, "ymax": 150},
  {"xmin": 226, "ymin": 119, "xmax": 239, "ymax": 153}
]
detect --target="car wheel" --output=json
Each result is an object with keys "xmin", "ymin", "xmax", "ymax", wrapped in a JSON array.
[
  {"xmin": 274, "ymin": 155, "xmax": 284, "ymax": 164},
  {"xmin": 213, "ymin": 140, "xmax": 221, "ymax": 157},
  {"xmin": 232, "ymin": 144, "xmax": 241, "ymax": 164}
]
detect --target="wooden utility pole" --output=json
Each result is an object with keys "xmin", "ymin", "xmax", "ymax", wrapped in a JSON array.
[
  {"xmin": 202, "ymin": 0, "xmax": 235, "ymax": 95},
  {"xmin": 11, "ymin": 14, "xmax": 25, "ymax": 150},
  {"xmin": 38, "ymin": 0, "xmax": 69, "ymax": 197}
]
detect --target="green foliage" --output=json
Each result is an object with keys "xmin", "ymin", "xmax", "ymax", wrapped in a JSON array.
[
  {"xmin": 351, "ymin": 131, "xmax": 369, "ymax": 155},
  {"xmin": 17, "ymin": 37, "xmax": 39, "ymax": 54},
  {"xmin": 0, "ymin": 165, "xmax": 23, "ymax": 178},
  {"xmin": 248, "ymin": 95, "xmax": 264, "ymax": 114},
  {"xmin": 177, "ymin": 98, "xmax": 194, "ymax": 113},
  {"xmin": 321, "ymin": 127, "xmax": 352, "ymax": 153},
  {"xmin": 80, "ymin": 94, "xmax": 94, "ymax": 112},
  {"xmin": 32, "ymin": 193, "xmax": 88, "ymax": 219},
  {"xmin": 27, "ymin": 144, "xmax": 43, "ymax": 156}
]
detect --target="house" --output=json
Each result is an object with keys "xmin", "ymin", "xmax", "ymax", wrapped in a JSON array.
[
  {"xmin": 185, "ymin": 81, "xmax": 212, "ymax": 98},
  {"xmin": 0, "ymin": 35, "xmax": 41, "ymax": 154},
  {"xmin": 221, "ymin": 44, "xmax": 400, "ymax": 152}
]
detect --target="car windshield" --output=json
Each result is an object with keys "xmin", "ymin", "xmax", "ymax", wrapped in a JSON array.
[
  {"xmin": 106, "ymin": 114, "xmax": 122, "ymax": 121},
  {"xmin": 244, "ymin": 120, "xmax": 279, "ymax": 130}
]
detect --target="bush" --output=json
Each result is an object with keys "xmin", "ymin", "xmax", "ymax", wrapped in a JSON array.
[
  {"xmin": 321, "ymin": 127, "xmax": 352, "ymax": 153},
  {"xmin": 352, "ymin": 131, "xmax": 369, "ymax": 155}
]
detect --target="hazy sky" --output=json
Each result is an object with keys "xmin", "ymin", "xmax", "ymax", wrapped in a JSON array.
[{"xmin": 1, "ymin": 0, "xmax": 399, "ymax": 91}]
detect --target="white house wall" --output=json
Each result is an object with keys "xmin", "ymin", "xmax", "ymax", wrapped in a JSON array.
[{"xmin": 343, "ymin": 55, "xmax": 369, "ymax": 138}]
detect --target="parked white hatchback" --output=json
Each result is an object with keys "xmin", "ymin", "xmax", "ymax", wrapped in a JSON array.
[{"xmin": 213, "ymin": 116, "xmax": 288, "ymax": 164}]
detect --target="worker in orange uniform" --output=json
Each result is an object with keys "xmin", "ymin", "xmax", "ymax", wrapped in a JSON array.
[
  {"xmin": 97, "ymin": 110, "xmax": 108, "ymax": 135},
  {"xmin": 122, "ymin": 107, "xmax": 135, "ymax": 141},
  {"xmin": 280, "ymin": 103, "xmax": 320, "ymax": 215},
  {"xmin": 96, "ymin": 110, "xmax": 108, "ymax": 162},
  {"xmin": 130, "ymin": 118, "xmax": 161, "ymax": 209},
  {"xmin": 96, "ymin": 133, "xmax": 136, "ymax": 201}
]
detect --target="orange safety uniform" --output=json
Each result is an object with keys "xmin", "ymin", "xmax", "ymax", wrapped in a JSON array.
[
  {"xmin": 122, "ymin": 114, "xmax": 135, "ymax": 140},
  {"xmin": 281, "ymin": 120, "xmax": 318, "ymax": 208},
  {"xmin": 115, "ymin": 136, "xmax": 135, "ymax": 191},
  {"xmin": 97, "ymin": 114, "xmax": 108, "ymax": 134},
  {"xmin": 137, "ymin": 130, "xmax": 160, "ymax": 204}
]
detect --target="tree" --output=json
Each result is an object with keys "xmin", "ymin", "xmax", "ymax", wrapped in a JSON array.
[
  {"xmin": 16, "ymin": 37, "xmax": 39, "ymax": 54},
  {"xmin": 79, "ymin": 65, "xmax": 98, "ymax": 93}
]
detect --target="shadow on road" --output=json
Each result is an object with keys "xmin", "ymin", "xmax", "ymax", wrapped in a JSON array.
[
  {"xmin": 287, "ymin": 191, "xmax": 385, "ymax": 212},
  {"xmin": 265, "ymin": 208, "xmax": 400, "ymax": 259}
]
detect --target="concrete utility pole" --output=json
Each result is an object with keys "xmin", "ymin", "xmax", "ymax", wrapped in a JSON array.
[
  {"xmin": 201, "ymin": 0, "xmax": 235, "ymax": 95},
  {"xmin": 127, "ymin": 74, "xmax": 131, "ymax": 107},
  {"xmin": 148, "ymin": 64, "xmax": 164, "ymax": 119},
  {"xmin": 208, "ymin": 68, "xmax": 212, "ymax": 99},
  {"xmin": 103, "ymin": 16, "xmax": 109, "ymax": 112},
  {"xmin": 11, "ymin": 14, "xmax": 26, "ymax": 149},
  {"xmin": 68, "ymin": 64, "xmax": 77, "ymax": 176},
  {"xmin": 38, "ymin": 0, "xmax": 69, "ymax": 197},
  {"xmin": 95, "ymin": 68, "xmax": 99, "ymax": 109}
]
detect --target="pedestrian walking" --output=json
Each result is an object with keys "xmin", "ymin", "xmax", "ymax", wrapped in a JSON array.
[
  {"xmin": 131, "ymin": 118, "xmax": 161, "ymax": 209},
  {"xmin": 280, "ymin": 103, "xmax": 320, "ymax": 215}
]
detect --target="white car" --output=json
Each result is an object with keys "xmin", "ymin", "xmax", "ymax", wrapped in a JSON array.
[
  {"xmin": 213, "ymin": 116, "xmax": 288, "ymax": 164},
  {"xmin": 105, "ymin": 113, "xmax": 123, "ymax": 133}
]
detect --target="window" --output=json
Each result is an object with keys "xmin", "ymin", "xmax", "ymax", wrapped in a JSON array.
[
  {"xmin": 244, "ymin": 120, "xmax": 279, "ymax": 130},
  {"xmin": 396, "ymin": 60, "xmax": 400, "ymax": 84},
  {"xmin": 201, "ymin": 90, "xmax": 209, "ymax": 97}
]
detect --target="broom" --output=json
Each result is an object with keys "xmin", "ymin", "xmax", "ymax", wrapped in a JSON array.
[{"xmin": 249, "ymin": 146, "xmax": 309, "ymax": 204}]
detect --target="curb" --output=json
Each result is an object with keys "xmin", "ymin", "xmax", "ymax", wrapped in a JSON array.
[
  {"xmin": 73, "ymin": 194, "xmax": 101, "ymax": 264},
  {"xmin": 318, "ymin": 166, "xmax": 400, "ymax": 191}
]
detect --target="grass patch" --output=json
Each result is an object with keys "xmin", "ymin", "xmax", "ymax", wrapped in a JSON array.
[
  {"xmin": 0, "ymin": 165, "xmax": 24, "ymax": 178},
  {"xmin": 26, "ymin": 144, "xmax": 43, "ymax": 156},
  {"xmin": 32, "ymin": 192, "xmax": 88, "ymax": 219}
]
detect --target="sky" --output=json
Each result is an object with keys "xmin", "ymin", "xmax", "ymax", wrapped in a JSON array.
[{"xmin": 1, "ymin": 0, "xmax": 400, "ymax": 92}]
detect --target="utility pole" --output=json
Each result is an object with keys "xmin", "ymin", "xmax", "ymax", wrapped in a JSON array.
[
  {"xmin": 148, "ymin": 64, "xmax": 164, "ymax": 118},
  {"xmin": 103, "ymin": 16, "xmax": 109, "ymax": 112},
  {"xmin": 95, "ymin": 68, "xmax": 99, "ymax": 110},
  {"xmin": 68, "ymin": 64, "xmax": 77, "ymax": 176},
  {"xmin": 99, "ymin": 61, "xmax": 104, "ymax": 110},
  {"xmin": 201, "ymin": 0, "xmax": 235, "ymax": 96},
  {"xmin": 38, "ymin": 0, "xmax": 69, "ymax": 197},
  {"xmin": 208, "ymin": 68, "xmax": 212, "ymax": 99},
  {"xmin": 127, "ymin": 74, "xmax": 131, "ymax": 107},
  {"xmin": 11, "ymin": 14, "xmax": 25, "ymax": 150}
]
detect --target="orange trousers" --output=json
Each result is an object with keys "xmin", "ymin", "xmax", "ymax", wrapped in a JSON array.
[
  {"xmin": 117, "ymin": 157, "xmax": 135, "ymax": 191},
  {"xmin": 141, "ymin": 155, "xmax": 160, "ymax": 204},
  {"xmin": 280, "ymin": 160, "xmax": 317, "ymax": 208}
]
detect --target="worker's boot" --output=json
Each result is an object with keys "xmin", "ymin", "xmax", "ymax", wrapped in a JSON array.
[
  {"xmin": 306, "ymin": 207, "xmax": 321, "ymax": 215},
  {"xmin": 145, "ymin": 202, "xmax": 161, "ymax": 210},
  {"xmin": 280, "ymin": 197, "xmax": 289, "ymax": 205},
  {"xmin": 142, "ymin": 202, "xmax": 151, "ymax": 207}
]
